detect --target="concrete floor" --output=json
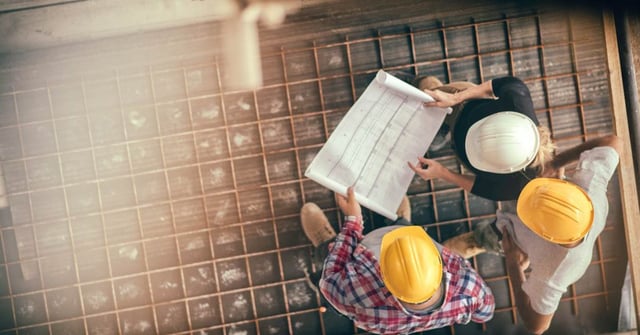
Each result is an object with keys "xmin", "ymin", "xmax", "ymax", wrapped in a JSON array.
[{"xmin": 0, "ymin": 1, "xmax": 633, "ymax": 334}]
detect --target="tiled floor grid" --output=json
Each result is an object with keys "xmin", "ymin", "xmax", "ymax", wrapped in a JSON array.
[{"xmin": 0, "ymin": 5, "xmax": 629, "ymax": 335}]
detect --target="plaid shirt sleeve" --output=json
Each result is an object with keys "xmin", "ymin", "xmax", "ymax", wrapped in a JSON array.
[
  {"xmin": 425, "ymin": 249, "xmax": 495, "ymax": 328},
  {"xmin": 318, "ymin": 215, "xmax": 364, "ymax": 317},
  {"xmin": 469, "ymin": 268, "xmax": 495, "ymax": 323}
]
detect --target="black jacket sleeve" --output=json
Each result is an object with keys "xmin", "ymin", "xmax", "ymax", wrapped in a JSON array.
[{"xmin": 490, "ymin": 77, "xmax": 538, "ymax": 125}]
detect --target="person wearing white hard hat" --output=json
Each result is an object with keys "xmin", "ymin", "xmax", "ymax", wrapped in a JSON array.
[{"xmin": 408, "ymin": 76, "xmax": 555, "ymax": 201}]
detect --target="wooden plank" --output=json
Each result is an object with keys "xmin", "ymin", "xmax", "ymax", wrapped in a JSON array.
[{"xmin": 602, "ymin": 10, "xmax": 640, "ymax": 324}]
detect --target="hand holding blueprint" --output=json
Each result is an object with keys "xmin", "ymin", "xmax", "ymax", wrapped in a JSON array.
[{"xmin": 305, "ymin": 70, "xmax": 451, "ymax": 220}]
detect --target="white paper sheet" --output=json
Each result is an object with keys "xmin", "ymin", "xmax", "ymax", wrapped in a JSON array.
[{"xmin": 305, "ymin": 70, "xmax": 451, "ymax": 220}]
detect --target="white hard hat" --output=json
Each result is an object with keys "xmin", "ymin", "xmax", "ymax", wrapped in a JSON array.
[{"xmin": 465, "ymin": 112, "xmax": 540, "ymax": 174}]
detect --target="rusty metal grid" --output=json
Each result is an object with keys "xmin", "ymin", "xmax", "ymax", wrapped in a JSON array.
[{"xmin": 0, "ymin": 8, "xmax": 627, "ymax": 335}]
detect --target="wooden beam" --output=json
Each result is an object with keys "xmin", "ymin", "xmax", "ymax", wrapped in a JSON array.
[
  {"xmin": 602, "ymin": 10, "xmax": 640, "ymax": 325},
  {"xmin": 0, "ymin": 0, "xmax": 239, "ymax": 53}
]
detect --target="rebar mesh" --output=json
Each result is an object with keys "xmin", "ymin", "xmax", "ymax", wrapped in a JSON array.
[{"xmin": 0, "ymin": 5, "xmax": 628, "ymax": 335}]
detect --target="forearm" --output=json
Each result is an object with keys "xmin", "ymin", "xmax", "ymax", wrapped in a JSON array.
[
  {"xmin": 440, "ymin": 169, "xmax": 475, "ymax": 192},
  {"xmin": 451, "ymin": 80, "xmax": 495, "ymax": 104},
  {"xmin": 506, "ymin": 262, "xmax": 551, "ymax": 334},
  {"xmin": 551, "ymin": 135, "xmax": 622, "ymax": 169}
]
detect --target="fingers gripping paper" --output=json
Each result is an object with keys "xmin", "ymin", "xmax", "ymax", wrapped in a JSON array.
[{"xmin": 305, "ymin": 70, "xmax": 451, "ymax": 220}]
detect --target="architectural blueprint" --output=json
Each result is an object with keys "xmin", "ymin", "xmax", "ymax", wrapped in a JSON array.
[{"xmin": 305, "ymin": 70, "xmax": 451, "ymax": 220}]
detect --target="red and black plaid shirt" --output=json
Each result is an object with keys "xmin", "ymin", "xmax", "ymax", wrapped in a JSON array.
[{"xmin": 319, "ymin": 216, "xmax": 495, "ymax": 334}]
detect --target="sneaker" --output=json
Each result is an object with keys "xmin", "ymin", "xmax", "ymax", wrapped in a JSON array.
[
  {"xmin": 301, "ymin": 203, "xmax": 336, "ymax": 248},
  {"xmin": 473, "ymin": 220, "xmax": 503, "ymax": 255},
  {"xmin": 442, "ymin": 232, "xmax": 486, "ymax": 259},
  {"xmin": 418, "ymin": 76, "xmax": 444, "ymax": 91},
  {"xmin": 397, "ymin": 195, "xmax": 411, "ymax": 221}
]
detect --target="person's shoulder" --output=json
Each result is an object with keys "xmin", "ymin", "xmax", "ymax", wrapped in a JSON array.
[
  {"xmin": 495, "ymin": 76, "xmax": 525, "ymax": 83},
  {"xmin": 441, "ymin": 249, "xmax": 482, "ymax": 282},
  {"xmin": 471, "ymin": 171, "xmax": 528, "ymax": 201},
  {"xmin": 492, "ymin": 76, "xmax": 527, "ymax": 89}
]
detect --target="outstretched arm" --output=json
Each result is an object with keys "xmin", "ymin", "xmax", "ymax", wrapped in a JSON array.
[
  {"xmin": 423, "ymin": 80, "xmax": 495, "ymax": 108},
  {"xmin": 502, "ymin": 228, "xmax": 553, "ymax": 334},
  {"xmin": 319, "ymin": 187, "xmax": 363, "ymax": 315},
  {"xmin": 543, "ymin": 135, "xmax": 622, "ymax": 177},
  {"xmin": 408, "ymin": 157, "xmax": 475, "ymax": 192}
]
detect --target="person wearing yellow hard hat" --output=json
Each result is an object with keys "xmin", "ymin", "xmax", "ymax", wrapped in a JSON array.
[
  {"xmin": 409, "ymin": 76, "xmax": 555, "ymax": 201},
  {"xmin": 300, "ymin": 187, "xmax": 494, "ymax": 334},
  {"xmin": 442, "ymin": 135, "xmax": 622, "ymax": 334}
]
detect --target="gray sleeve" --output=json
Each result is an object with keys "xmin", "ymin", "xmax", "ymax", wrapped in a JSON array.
[
  {"xmin": 571, "ymin": 146, "xmax": 620, "ymax": 193},
  {"xmin": 522, "ymin": 275, "xmax": 564, "ymax": 315}
]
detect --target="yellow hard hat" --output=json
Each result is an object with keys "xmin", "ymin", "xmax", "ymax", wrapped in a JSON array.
[
  {"xmin": 517, "ymin": 178, "xmax": 594, "ymax": 244},
  {"xmin": 380, "ymin": 226, "xmax": 442, "ymax": 304}
]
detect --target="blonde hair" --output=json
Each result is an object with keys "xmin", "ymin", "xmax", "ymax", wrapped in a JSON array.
[{"xmin": 529, "ymin": 125, "xmax": 556, "ymax": 173}]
